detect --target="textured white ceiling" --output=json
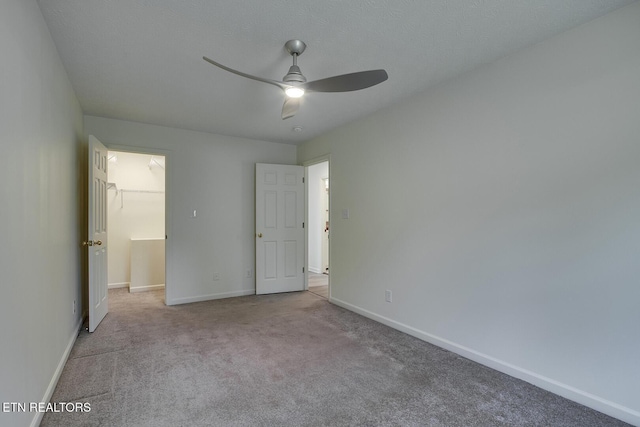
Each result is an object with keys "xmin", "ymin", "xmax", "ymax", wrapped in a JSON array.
[{"xmin": 38, "ymin": 0, "xmax": 633, "ymax": 144}]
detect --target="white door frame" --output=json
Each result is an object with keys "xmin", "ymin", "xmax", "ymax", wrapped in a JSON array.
[
  {"xmin": 105, "ymin": 144, "xmax": 172, "ymax": 304},
  {"xmin": 303, "ymin": 155, "xmax": 331, "ymax": 299}
]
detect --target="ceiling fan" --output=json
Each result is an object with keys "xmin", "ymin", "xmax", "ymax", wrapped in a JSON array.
[{"xmin": 203, "ymin": 40, "xmax": 388, "ymax": 120}]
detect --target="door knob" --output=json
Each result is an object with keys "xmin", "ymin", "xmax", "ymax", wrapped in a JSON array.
[
  {"xmin": 257, "ymin": 233, "xmax": 263, "ymax": 238},
  {"xmin": 95, "ymin": 240, "xmax": 103, "ymax": 246}
]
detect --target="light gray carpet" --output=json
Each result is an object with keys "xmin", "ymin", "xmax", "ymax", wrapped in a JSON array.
[
  {"xmin": 41, "ymin": 289, "xmax": 628, "ymax": 426},
  {"xmin": 308, "ymin": 273, "xmax": 328, "ymax": 298}
]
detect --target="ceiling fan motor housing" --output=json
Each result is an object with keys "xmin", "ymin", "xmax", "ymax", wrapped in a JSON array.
[{"xmin": 283, "ymin": 65, "xmax": 307, "ymax": 83}]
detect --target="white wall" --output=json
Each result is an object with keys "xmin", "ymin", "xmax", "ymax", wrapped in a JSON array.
[
  {"xmin": 107, "ymin": 151, "xmax": 165, "ymax": 287},
  {"xmin": 308, "ymin": 162, "xmax": 328, "ymax": 274},
  {"xmin": 0, "ymin": 1, "xmax": 84, "ymax": 426},
  {"xmin": 130, "ymin": 239, "xmax": 165, "ymax": 291},
  {"xmin": 85, "ymin": 116, "xmax": 297, "ymax": 305},
  {"xmin": 298, "ymin": 2, "xmax": 640, "ymax": 424}
]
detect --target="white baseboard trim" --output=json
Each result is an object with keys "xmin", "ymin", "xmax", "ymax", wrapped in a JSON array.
[
  {"xmin": 166, "ymin": 289, "xmax": 254, "ymax": 306},
  {"xmin": 129, "ymin": 284, "xmax": 165, "ymax": 293},
  {"xmin": 329, "ymin": 297, "xmax": 640, "ymax": 426},
  {"xmin": 108, "ymin": 282, "xmax": 129, "ymax": 289},
  {"xmin": 308, "ymin": 267, "xmax": 322, "ymax": 274},
  {"xmin": 30, "ymin": 317, "xmax": 83, "ymax": 427}
]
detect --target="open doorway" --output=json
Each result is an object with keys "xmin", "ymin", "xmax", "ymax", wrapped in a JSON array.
[
  {"xmin": 307, "ymin": 160, "xmax": 329, "ymax": 298},
  {"xmin": 106, "ymin": 150, "xmax": 166, "ymax": 302}
]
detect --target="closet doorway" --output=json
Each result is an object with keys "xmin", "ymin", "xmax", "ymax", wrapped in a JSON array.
[
  {"xmin": 307, "ymin": 159, "xmax": 329, "ymax": 299},
  {"xmin": 107, "ymin": 150, "xmax": 166, "ymax": 301}
]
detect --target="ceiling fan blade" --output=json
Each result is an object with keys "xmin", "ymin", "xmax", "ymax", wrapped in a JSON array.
[
  {"xmin": 302, "ymin": 69, "xmax": 388, "ymax": 93},
  {"xmin": 281, "ymin": 97, "xmax": 300, "ymax": 120},
  {"xmin": 203, "ymin": 56, "xmax": 287, "ymax": 90}
]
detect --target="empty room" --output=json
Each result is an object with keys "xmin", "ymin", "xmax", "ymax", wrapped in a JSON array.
[{"xmin": 1, "ymin": 1, "xmax": 639, "ymax": 426}]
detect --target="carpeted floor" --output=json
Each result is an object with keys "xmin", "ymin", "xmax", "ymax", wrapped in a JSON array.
[
  {"xmin": 41, "ymin": 288, "xmax": 629, "ymax": 426},
  {"xmin": 308, "ymin": 272, "xmax": 328, "ymax": 298}
]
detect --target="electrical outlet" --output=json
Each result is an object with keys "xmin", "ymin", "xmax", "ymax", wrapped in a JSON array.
[
  {"xmin": 246, "ymin": 269, "xmax": 252, "ymax": 278},
  {"xmin": 213, "ymin": 272, "xmax": 220, "ymax": 281},
  {"xmin": 385, "ymin": 290, "xmax": 392, "ymax": 303}
]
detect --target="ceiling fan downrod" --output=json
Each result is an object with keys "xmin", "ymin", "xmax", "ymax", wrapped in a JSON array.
[{"xmin": 283, "ymin": 40, "xmax": 307, "ymax": 84}]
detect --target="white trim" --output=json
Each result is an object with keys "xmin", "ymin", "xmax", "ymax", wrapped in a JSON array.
[
  {"xmin": 108, "ymin": 282, "xmax": 129, "ymax": 289},
  {"xmin": 30, "ymin": 317, "xmax": 83, "ymax": 427},
  {"xmin": 329, "ymin": 296, "xmax": 640, "ymax": 426},
  {"xmin": 308, "ymin": 267, "xmax": 322, "ymax": 274},
  {"xmin": 129, "ymin": 284, "xmax": 165, "ymax": 293},
  {"xmin": 166, "ymin": 289, "xmax": 254, "ymax": 306}
]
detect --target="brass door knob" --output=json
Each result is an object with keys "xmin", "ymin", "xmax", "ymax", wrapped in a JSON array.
[
  {"xmin": 95, "ymin": 240, "xmax": 103, "ymax": 246},
  {"xmin": 257, "ymin": 233, "xmax": 263, "ymax": 238}
]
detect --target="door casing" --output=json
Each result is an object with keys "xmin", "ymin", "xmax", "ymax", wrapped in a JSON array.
[{"xmin": 303, "ymin": 155, "xmax": 331, "ymax": 299}]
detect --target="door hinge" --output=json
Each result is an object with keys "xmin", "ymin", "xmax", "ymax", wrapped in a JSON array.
[
  {"xmin": 302, "ymin": 222, "xmax": 305, "ymax": 228},
  {"xmin": 302, "ymin": 177, "xmax": 305, "ymax": 183},
  {"xmin": 303, "ymin": 267, "xmax": 305, "ymax": 273}
]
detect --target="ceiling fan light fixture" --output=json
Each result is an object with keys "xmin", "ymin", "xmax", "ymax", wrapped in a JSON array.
[
  {"xmin": 285, "ymin": 86, "xmax": 305, "ymax": 98},
  {"xmin": 203, "ymin": 39, "xmax": 388, "ymax": 120}
]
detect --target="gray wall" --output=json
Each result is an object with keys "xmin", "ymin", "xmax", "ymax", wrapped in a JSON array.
[
  {"xmin": 298, "ymin": 2, "xmax": 640, "ymax": 424},
  {"xmin": 0, "ymin": 1, "xmax": 84, "ymax": 426},
  {"xmin": 84, "ymin": 116, "xmax": 297, "ymax": 305}
]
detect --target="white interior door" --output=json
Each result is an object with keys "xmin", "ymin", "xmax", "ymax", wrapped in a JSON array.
[
  {"xmin": 255, "ymin": 163, "xmax": 305, "ymax": 294},
  {"xmin": 87, "ymin": 135, "xmax": 108, "ymax": 332}
]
